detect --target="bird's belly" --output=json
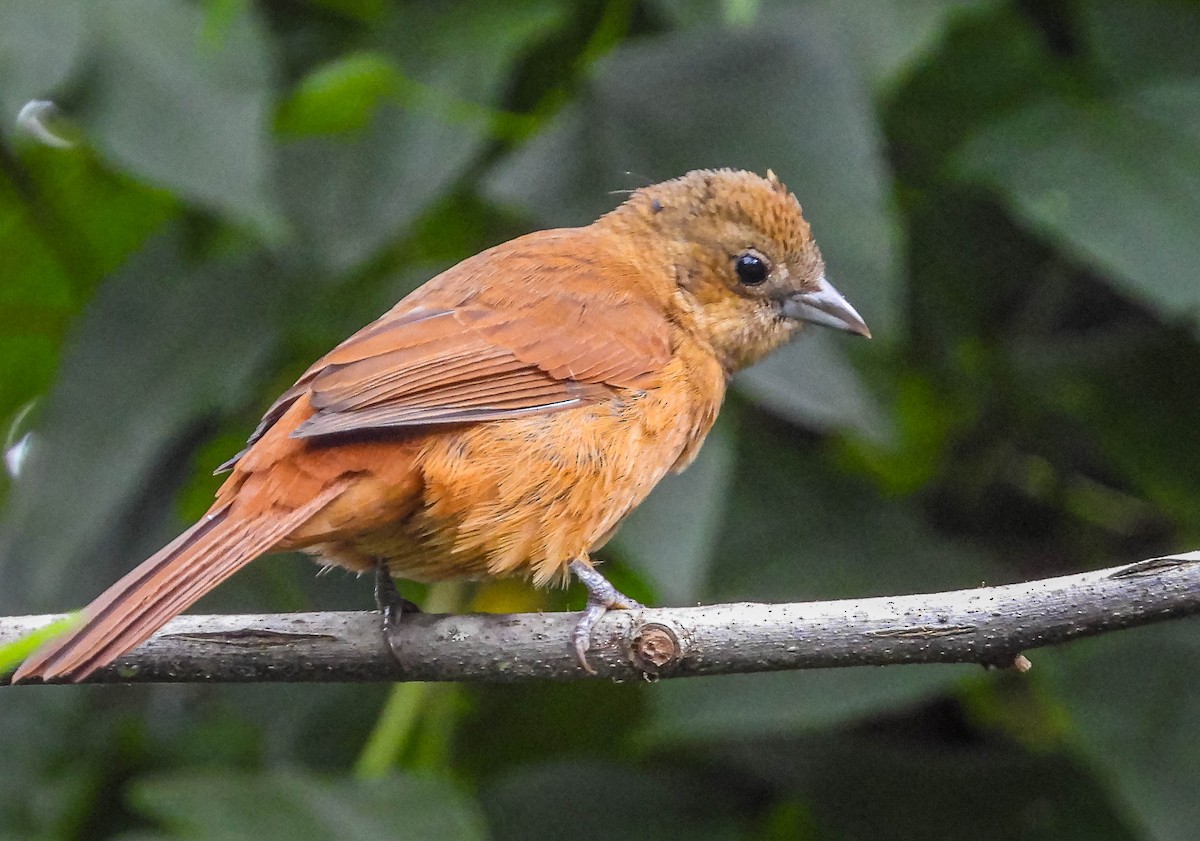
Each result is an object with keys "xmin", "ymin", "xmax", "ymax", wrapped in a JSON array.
[{"xmin": 310, "ymin": 386, "xmax": 718, "ymax": 587}]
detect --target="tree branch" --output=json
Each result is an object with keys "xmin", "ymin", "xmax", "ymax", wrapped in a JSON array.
[{"xmin": 2, "ymin": 551, "xmax": 1198, "ymax": 685}]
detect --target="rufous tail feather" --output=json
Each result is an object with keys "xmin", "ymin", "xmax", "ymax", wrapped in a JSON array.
[{"xmin": 11, "ymin": 484, "xmax": 345, "ymax": 684}]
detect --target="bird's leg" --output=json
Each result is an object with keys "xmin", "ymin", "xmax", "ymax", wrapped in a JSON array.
[
  {"xmin": 569, "ymin": 559, "xmax": 645, "ymax": 674},
  {"xmin": 374, "ymin": 560, "xmax": 420, "ymax": 661}
]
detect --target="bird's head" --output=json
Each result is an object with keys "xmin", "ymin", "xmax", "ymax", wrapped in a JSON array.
[{"xmin": 604, "ymin": 168, "xmax": 869, "ymax": 373}]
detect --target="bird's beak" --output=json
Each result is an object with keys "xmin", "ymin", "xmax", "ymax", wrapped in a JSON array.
[{"xmin": 782, "ymin": 275, "xmax": 871, "ymax": 338}]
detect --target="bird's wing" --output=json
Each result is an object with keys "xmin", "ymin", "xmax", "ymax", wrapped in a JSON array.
[{"xmin": 219, "ymin": 249, "xmax": 672, "ymax": 468}]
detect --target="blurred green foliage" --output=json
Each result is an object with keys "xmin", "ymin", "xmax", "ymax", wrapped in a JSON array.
[{"xmin": 1, "ymin": 0, "xmax": 1198, "ymax": 838}]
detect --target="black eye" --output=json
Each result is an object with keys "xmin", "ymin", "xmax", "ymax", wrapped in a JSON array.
[{"xmin": 734, "ymin": 252, "xmax": 769, "ymax": 286}]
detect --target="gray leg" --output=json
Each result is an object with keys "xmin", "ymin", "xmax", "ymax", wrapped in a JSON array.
[
  {"xmin": 570, "ymin": 559, "xmax": 645, "ymax": 674},
  {"xmin": 375, "ymin": 560, "xmax": 420, "ymax": 660}
]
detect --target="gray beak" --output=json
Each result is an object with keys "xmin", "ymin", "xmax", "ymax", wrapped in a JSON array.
[{"xmin": 782, "ymin": 275, "xmax": 871, "ymax": 338}]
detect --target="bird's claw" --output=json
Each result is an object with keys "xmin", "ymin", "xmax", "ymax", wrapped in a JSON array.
[
  {"xmin": 569, "ymin": 559, "xmax": 644, "ymax": 674},
  {"xmin": 374, "ymin": 561, "xmax": 420, "ymax": 662}
]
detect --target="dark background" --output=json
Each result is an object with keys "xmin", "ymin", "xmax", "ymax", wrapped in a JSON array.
[{"xmin": 1, "ymin": 0, "xmax": 1198, "ymax": 838}]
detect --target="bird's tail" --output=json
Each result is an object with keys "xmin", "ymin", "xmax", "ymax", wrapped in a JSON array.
[{"xmin": 12, "ymin": 485, "xmax": 344, "ymax": 684}]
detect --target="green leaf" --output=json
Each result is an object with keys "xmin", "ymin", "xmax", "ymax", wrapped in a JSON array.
[
  {"xmin": 711, "ymin": 422, "xmax": 996, "ymax": 603},
  {"xmin": 735, "ymin": 331, "xmax": 888, "ymax": 440},
  {"xmin": 1130, "ymin": 79, "xmax": 1200, "ymax": 142},
  {"xmin": 481, "ymin": 761, "xmax": 748, "ymax": 841},
  {"xmin": 0, "ymin": 688, "xmax": 100, "ymax": 837},
  {"xmin": 276, "ymin": 103, "xmax": 481, "ymax": 273},
  {"xmin": 885, "ymin": 6, "xmax": 1065, "ymax": 188},
  {"xmin": 1009, "ymin": 323, "xmax": 1200, "ymax": 531},
  {"xmin": 304, "ymin": 0, "xmax": 388, "ymax": 25},
  {"xmin": 0, "ymin": 614, "xmax": 76, "ymax": 675},
  {"xmin": 643, "ymin": 667, "xmax": 972, "ymax": 745},
  {"xmin": 0, "ymin": 146, "xmax": 175, "ymax": 505},
  {"xmin": 0, "ymin": 0, "xmax": 87, "ymax": 127},
  {"xmin": 129, "ymin": 769, "xmax": 486, "ymax": 841},
  {"xmin": 277, "ymin": 0, "xmax": 566, "ymax": 272},
  {"xmin": 0, "ymin": 338, "xmax": 55, "ymax": 457},
  {"xmin": 82, "ymin": 0, "xmax": 283, "ymax": 237},
  {"xmin": 276, "ymin": 52, "xmax": 402, "ymax": 138},
  {"xmin": 958, "ymin": 93, "xmax": 1200, "ymax": 321},
  {"xmin": 611, "ymin": 417, "xmax": 736, "ymax": 604},
  {"xmin": 24, "ymin": 152, "xmax": 177, "ymax": 289},
  {"xmin": 0, "ymin": 146, "xmax": 175, "ymax": 322},
  {"xmin": 715, "ymin": 731, "xmax": 1140, "ymax": 840},
  {"xmin": 1044, "ymin": 620, "xmax": 1200, "ymax": 841},
  {"xmin": 0, "ymin": 230, "xmax": 281, "ymax": 612},
  {"xmin": 814, "ymin": 0, "xmax": 1000, "ymax": 90},
  {"xmin": 651, "ymin": 0, "xmax": 997, "ymax": 86},
  {"xmin": 1083, "ymin": 0, "xmax": 1200, "ymax": 85},
  {"xmin": 385, "ymin": 0, "xmax": 567, "ymax": 106},
  {"xmin": 642, "ymin": 420, "xmax": 1000, "ymax": 743}
]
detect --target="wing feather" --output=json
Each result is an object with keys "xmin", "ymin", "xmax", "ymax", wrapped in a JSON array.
[{"xmin": 221, "ymin": 231, "xmax": 673, "ymax": 462}]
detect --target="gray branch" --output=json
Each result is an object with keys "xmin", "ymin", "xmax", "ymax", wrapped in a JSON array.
[{"xmin": 3, "ymin": 551, "xmax": 1198, "ymax": 685}]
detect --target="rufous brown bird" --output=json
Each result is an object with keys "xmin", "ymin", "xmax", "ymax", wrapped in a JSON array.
[{"xmin": 12, "ymin": 168, "xmax": 869, "ymax": 683}]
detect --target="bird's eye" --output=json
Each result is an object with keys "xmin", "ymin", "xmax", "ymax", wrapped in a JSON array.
[{"xmin": 734, "ymin": 252, "xmax": 769, "ymax": 286}]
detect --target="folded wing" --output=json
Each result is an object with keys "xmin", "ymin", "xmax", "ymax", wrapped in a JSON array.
[{"xmin": 221, "ymin": 244, "xmax": 673, "ymax": 467}]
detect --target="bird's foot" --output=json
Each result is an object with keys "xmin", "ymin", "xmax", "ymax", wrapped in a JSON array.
[
  {"xmin": 374, "ymin": 560, "xmax": 420, "ymax": 662},
  {"xmin": 569, "ymin": 559, "xmax": 644, "ymax": 674}
]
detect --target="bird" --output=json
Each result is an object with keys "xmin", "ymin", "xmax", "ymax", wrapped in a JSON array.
[{"xmin": 11, "ymin": 168, "xmax": 869, "ymax": 683}]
